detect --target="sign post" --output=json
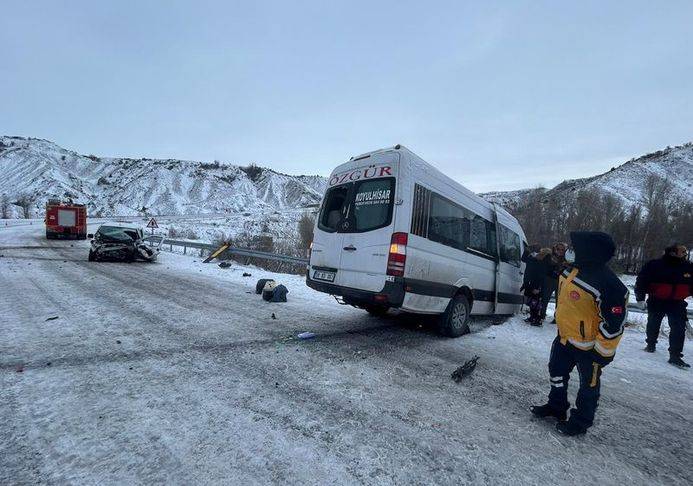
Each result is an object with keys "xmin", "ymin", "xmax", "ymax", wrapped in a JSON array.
[{"xmin": 146, "ymin": 217, "xmax": 159, "ymax": 238}]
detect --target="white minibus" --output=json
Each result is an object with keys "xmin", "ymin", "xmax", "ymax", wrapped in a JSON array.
[{"xmin": 306, "ymin": 145, "xmax": 526, "ymax": 336}]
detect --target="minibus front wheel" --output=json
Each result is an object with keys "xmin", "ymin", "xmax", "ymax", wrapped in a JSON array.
[{"xmin": 438, "ymin": 294, "xmax": 471, "ymax": 337}]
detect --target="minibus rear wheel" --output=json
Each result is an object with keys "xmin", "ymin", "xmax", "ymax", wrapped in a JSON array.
[{"xmin": 438, "ymin": 294, "xmax": 471, "ymax": 337}]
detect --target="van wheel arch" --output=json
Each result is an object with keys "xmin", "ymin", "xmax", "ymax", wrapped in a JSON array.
[
  {"xmin": 456, "ymin": 286, "xmax": 474, "ymax": 308},
  {"xmin": 437, "ymin": 290, "xmax": 472, "ymax": 337}
]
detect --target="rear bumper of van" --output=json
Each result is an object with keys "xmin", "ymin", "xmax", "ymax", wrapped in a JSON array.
[{"xmin": 306, "ymin": 273, "xmax": 405, "ymax": 308}]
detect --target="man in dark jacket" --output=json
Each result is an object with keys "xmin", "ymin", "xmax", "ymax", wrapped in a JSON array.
[
  {"xmin": 636, "ymin": 244, "xmax": 692, "ymax": 368},
  {"xmin": 539, "ymin": 242, "xmax": 568, "ymax": 322},
  {"xmin": 531, "ymin": 232, "xmax": 629, "ymax": 436},
  {"xmin": 522, "ymin": 245, "xmax": 548, "ymax": 325}
]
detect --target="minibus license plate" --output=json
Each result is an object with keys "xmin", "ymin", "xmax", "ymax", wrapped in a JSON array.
[{"xmin": 314, "ymin": 270, "xmax": 335, "ymax": 282}]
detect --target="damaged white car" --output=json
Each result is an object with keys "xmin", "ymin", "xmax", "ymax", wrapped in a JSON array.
[{"xmin": 88, "ymin": 223, "xmax": 160, "ymax": 262}]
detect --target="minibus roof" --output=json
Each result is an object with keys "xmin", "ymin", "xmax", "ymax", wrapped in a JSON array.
[{"xmin": 343, "ymin": 145, "xmax": 525, "ymax": 239}]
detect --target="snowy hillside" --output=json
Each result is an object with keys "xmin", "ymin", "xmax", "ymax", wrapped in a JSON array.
[
  {"xmin": 481, "ymin": 143, "xmax": 693, "ymax": 209},
  {"xmin": 477, "ymin": 188, "xmax": 535, "ymax": 208},
  {"xmin": 0, "ymin": 136, "xmax": 327, "ymax": 219}
]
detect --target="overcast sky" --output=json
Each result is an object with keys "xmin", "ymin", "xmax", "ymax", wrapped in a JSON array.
[{"xmin": 2, "ymin": 1, "xmax": 692, "ymax": 192}]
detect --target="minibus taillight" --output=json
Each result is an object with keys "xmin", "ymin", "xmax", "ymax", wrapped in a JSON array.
[{"xmin": 387, "ymin": 232, "xmax": 408, "ymax": 277}]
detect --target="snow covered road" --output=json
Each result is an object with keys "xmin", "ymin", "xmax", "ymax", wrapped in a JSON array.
[{"xmin": 1, "ymin": 224, "xmax": 691, "ymax": 485}]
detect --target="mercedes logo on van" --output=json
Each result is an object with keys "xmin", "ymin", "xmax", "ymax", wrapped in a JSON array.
[{"xmin": 341, "ymin": 220, "xmax": 351, "ymax": 230}]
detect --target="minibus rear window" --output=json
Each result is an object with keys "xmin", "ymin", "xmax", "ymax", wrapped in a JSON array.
[
  {"xmin": 352, "ymin": 178, "xmax": 394, "ymax": 231},
  {"xmin": 318, "ymin": 177, "xmax": 395, "ymax": 233},
  {"xmin": 319, "ymin": 185, "xmax": 349, "ymax": 231}
]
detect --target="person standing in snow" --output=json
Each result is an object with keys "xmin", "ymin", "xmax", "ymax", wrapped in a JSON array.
[
  {"xmin": 522, "ymin": 246, "xmax": 550, "ymax": 326},
  {"xmin": 636, "ymin": 244, "xmax": 692, "ymax": 368},
  {"xmin": 539, "ymin": 242, "xmax": 568, "ymax": 323},
  {"xmin": 531, "ymin": 231, "xmax": 628, "ymax": 436}
]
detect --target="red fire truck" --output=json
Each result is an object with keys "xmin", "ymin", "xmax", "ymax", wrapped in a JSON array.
[{"xmin": 45, "ymin": 200, "xmax": 87, "ymax": 239}]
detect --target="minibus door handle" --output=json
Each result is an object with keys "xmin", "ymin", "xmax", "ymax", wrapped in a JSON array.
[{"xmin": 343, "ymin": 245, "xmax": 357, "ymax": 251}]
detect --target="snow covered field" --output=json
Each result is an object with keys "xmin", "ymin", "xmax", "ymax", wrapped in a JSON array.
[{"xmin": 1, "ymin": 223, "xmax": 691, "ymax": 485}]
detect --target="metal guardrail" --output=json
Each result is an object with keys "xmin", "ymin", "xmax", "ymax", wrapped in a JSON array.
[
  {"xmin": 144, "ymin": 235, "xmax": 309, "ymax": 266},
  {"xmin": 1, "ymin": 220, "xmax": 38, "ymax": 228},
  {"xmin": 626, "ymin": 303, "xmax": 693, "ymax": 317},
  {"xmin": 547, "ymin": 297, "xmax": 692, "ymax": 318},
  {"xmin": 144, "ymin": 235, "xmax": 691, "ymax": 317}
]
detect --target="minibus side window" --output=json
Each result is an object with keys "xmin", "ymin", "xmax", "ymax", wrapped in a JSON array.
[
  {"xmin": 428, "ymin": 194, "xmax": 468, "ymax": 250},
  {"xmin": 411, "ymin": 184, "xmax": 432, "ymax": 237},
  {"xmin": 469, "ymin": 215, "xmax": 494, "ymax": 255},
  {"xmin": 318, "ymin": 185, "xmax": 350, "ymax": 232},
  {"xmin": 487, "ymin": 222, "xmax": 497, "ymax": 258},
  {"xmin": 426, "ymin": 192, "xmax": 498, "ymax": 258},
  {"xmin": 466, "ymin": 217, "xmax": 497, "ymax": 258},
  {"xmin": 499, "ymin": 225, "xmax": 521, "ymax": 266}
]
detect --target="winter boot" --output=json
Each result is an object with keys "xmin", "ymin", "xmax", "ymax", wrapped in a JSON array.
[
  {"xmin": 668, "ymin": 356, "xmax": 691, "ymax": 369},
  {"xmin": 530, "ymin": 404, "xmax": 567, "ymax": 421},
  {"xmin": 556, "ymin": 420, "xmax": 587, "ymax": 436},
  {"xmin": 644, "ymin": 344, "xmax": 656, "ymax": 353},
  {"xmin": 530, "ymin": 319, "xmax": 543, "ymax": 327}
]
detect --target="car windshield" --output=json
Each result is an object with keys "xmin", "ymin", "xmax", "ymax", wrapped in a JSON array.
[
  {"xmin": 97, "ymin": 226, "xmax": 139, "ymax": 242},
  {"xmin": 318, "ymin": 177, "xmax": 395, "ymax": 233}
]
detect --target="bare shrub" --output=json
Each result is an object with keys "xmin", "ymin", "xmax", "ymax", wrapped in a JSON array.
[
  {"xmin": 0, "ymin": 194, "xmax": 10, "ymax": 219},
  {"xmin": 14, "ymin": 194, "xmax": 35, "ymax": 219},
  {"xmin": 240, "ymin": 163, "xmax": 263, "ymax": 182},
  {"xmin": 297, "ymin": 212, "xmax": 315, "ymax": 251}
]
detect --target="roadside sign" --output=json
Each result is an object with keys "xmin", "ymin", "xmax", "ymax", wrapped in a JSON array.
[{"xmin": 147, "ymin": 218, "xmax": 158, "ymax": 229}]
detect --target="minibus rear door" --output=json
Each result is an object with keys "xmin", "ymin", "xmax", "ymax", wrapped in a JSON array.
[
  {"xmin": 339, "ymin": 158, "xmax": 399, "ymax": 292},
  {"xmin": 310, "ymin": 184, "xmax": 350, "ymax": 286}
]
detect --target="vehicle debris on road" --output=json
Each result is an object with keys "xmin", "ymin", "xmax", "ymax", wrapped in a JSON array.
[
  {"xmin": 256, "ymin": 278, "xmax": 275, "ymax": 294},
  {"xmin": 451, "ymin": 356, "xmax": 480, "ymax": 382},
  {"xmin": 297, "ymin": 332, "xmax": 316, "ymax": 340},
  {"xmin": 264, "ymin": 283, "xmax": 289, "ymax": 302},
  {"xmin": 218, "ymin": 261, "xmax": 232, "ymax": 268},
  {"xmin": 262, "ymin": 281, "xmax": 278, "ymax": 301},
  {"xmin": 45, "ymin": 316, "xmax": 59, "ymax": 321}
]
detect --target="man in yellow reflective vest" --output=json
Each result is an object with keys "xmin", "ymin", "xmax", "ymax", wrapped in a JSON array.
[{"xmin": 531, "ymin": 231, "xmax": 629, "ymax": 436}]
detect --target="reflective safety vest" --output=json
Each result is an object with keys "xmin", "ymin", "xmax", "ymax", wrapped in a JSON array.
[{"xmin": 555, "ymin": 267, "xmax": 629, "ymax": 358}]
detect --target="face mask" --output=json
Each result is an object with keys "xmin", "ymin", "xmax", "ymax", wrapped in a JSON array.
[{"xmin": 565, "ymin": 249, "xmax": 575, "ymax": 263}]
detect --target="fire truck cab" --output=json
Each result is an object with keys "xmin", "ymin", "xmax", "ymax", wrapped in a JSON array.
[{"xmin": 45, "ymin": 199, "xmax": 87, "ymax": 239}]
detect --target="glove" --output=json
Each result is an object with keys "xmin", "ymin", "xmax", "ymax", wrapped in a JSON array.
[
  {"xmin": 634, "ymin": 300, "xmax": 647, "ymax": 311},
  {"xmin": 590, "ymin": 350, "xmax": 613, "ymax": 367}
]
